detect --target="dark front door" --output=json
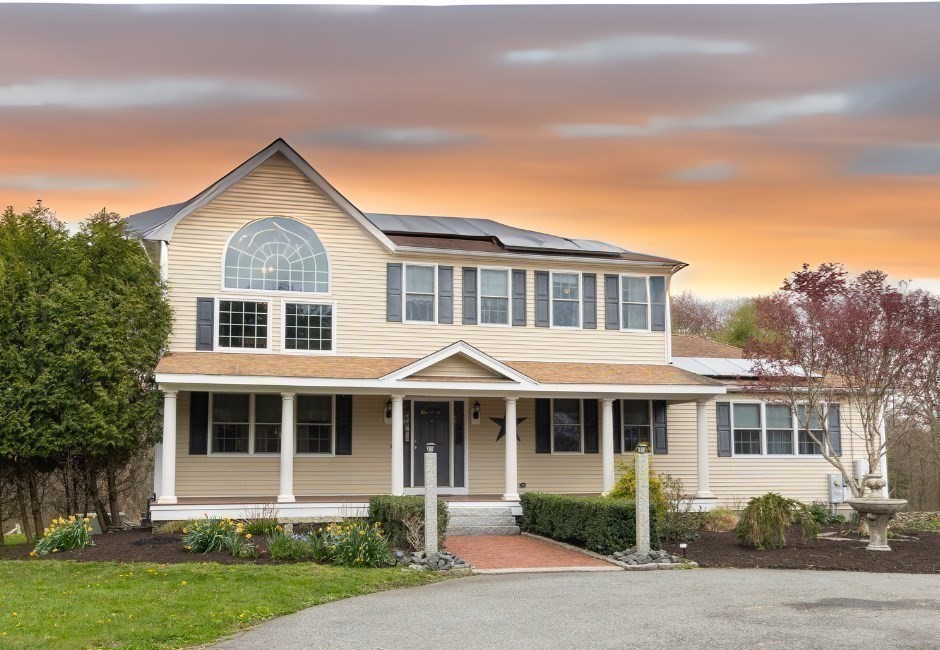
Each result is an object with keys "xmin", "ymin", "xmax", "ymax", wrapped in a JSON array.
[{"xmin": 413, "ymin": 401, "xmax": 450, "ymax": 488}]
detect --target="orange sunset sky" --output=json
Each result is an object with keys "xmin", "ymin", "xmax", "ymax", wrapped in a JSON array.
[{"xmin": 1, "ymin": 4, "xmax": 938, "ymax": 297}]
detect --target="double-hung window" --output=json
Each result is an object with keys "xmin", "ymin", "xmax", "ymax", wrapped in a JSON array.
[
  {"xmin": 480, "ymin": 269, "xmax": 510, "ymax": 325},
  {"xmin": 552, "ymin": 398, "xmax": 582, "ymax": 453},
  {"xmin": 296, "ymin": 395, "xmax": 333, "ymax": 454},
  {"xmin": 620, "ymin": 276, "xmax": 650, "ymax": 330},
  {"xmin": 404, "ymin": 264, "xmax": 436, "ymax": 323},
  {"xmin": 212, "ymin": 393, "xmax": 250, "ymax": 453},
  {"xmin": 765, "ymin": 405, "xmax": 794, "ymax": 455},
  {"xmin": 732, "ymin": 403, "xmax": 762, "ymax": 455},
  {"xmin": 284, "ymin": 303, "xmax": 333, "ymax": 351},
  {"xmin": 218, "ymin": 300, "xmax": 269, "ymax": 349},
  {"xmin": 797, "ymin": 405, "xmax": 824, "ymax": 455},
  {"xmin": 551, "ymin": 272, "xmax": 580, "ymax": 328},
  {"xmin": 622, "ymin": 400, "xmax": 651, "ymax": 452},
  {"xmin": 254, "ymin": 394, "xmax": 282, "ymax": 453}
]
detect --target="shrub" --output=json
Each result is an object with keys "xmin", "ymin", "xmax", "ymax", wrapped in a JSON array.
[
  {"xmin": 702, "ymin": 507, "xmax": 739, "ymax": 532},
  {"xmin": 657, "ymin": 473, "xmax": 701, "ymax": 542},
  {"xmin": 156, "ymin": 520, "xmax": 187, "ymax": 534},
  {"xmin": 736, "ymin": 493, "xmax": 818, "ymax": 550},
  {"xmin": 520, "ymin": 493, "xmax": 659, "ymax": 552},
  {"xmin": 182, "ymin": 517, "xmax": 249, "ymax": 555},
  {"xmin": 266, "ymin": 531, "xmax": 313, "ymax": 561},
  {"xmin": 33, "ymin": 516, "xmax": 94, "ymax": 556},
  {"xmin": 609, "ymin": 461, "xmax": 668, "ymax": 514},
  {"xmin": 369, "ymin": 496, "xmax": 449, "ymax": 551}
]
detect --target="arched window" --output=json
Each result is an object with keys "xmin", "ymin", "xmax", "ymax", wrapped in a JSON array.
[{"xmin": 224, "ymin": 217, "xmax": 329, "ymax": 293}]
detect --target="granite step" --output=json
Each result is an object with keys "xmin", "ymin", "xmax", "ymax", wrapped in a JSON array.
[
  {"xmin": 448, "ymin": 515, "xmax": 517, "ymax": 527},
  {"xmin": 447, "ymin": 524, "xmax": 521, "ymax": 536}
]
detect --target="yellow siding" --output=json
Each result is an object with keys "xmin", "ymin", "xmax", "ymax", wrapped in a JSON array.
[
  {"xmin": 173, "ymin": 392, "xmax": 870, "ymax": 505},
  {"xmin": 166, "ymin": 153, "xmax": 668, "ymax": 364}
]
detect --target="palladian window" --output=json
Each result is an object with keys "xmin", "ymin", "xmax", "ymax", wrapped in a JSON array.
[{"xmin": 224, "ymin": 217, "xmax": 329, "ymax": 293}]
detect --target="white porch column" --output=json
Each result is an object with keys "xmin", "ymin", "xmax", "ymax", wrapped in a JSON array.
[
  {"xmin": 503, "ymin": 397, "xmax": 519, "ymax": 500},
  {"xmin": 695, "ymin": 399, "xmax": 714, "ymax": 498},
  {"xmin": 601, "ymin": 398, "xmax": 615, "ymax": 495},
  {"xmin": 158, "ymin": 390, "xmax": 178, "ymax": 504},
  {"xmin": 278, "ymin": 392, "xmax": 296, "ymax": 503},
  {"xmin": 390, "ymin": 395, "xmax": 405, "ymax": 496}
]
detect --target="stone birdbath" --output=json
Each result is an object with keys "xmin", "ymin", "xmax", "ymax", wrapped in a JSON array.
[{"xmin": 846, "ymin": 472, "xmax": 907, "ymax": 551}]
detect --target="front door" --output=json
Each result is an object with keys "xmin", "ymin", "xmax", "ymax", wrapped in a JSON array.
[{"xmin": 413, "ymin": 401, "xmax": 450, "ymax": 488}]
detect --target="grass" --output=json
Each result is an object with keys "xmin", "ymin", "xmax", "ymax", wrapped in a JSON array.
[
  {"xmin": 0, "ymin": 560, "xmax": 447, "ymax": 648},
  {"xmin": 3, "ymin": 534, "xmax": 27, "ymax": 547}
]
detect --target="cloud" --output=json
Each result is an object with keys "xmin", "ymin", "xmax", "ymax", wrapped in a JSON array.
[
  {"xmin": 302, "ymin": 127, "xmax": 480, "ymax": 149},
  {"xmin": 0, "ymin": 174, "xmax": 139, "ymax": 191},
  {"xmin": 671, "ymin": 162, "xmax": 738, "ymax": 182},
  {"xmin": 0, "ymin": 78, "xmax": 303, "ymax": 109},
  {"xmin": 504, "ymin": 34, "xmax": 752, "ymax": 65},
  {"xmin": 555, "ymin": 92, "xmax": 854, "ymax": 138},
  {"xmin": 847, "ymin": 143, "xmax": 940, "ymax": 176}
]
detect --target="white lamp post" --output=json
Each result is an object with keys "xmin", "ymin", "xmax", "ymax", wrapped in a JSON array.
[
  {"xmin": 635, "ymin": 441, "xmax": 651, "ymax": 556},
  {"xmin": 424, "ymin": 442, "xmax": 438, "ymax": 555}
]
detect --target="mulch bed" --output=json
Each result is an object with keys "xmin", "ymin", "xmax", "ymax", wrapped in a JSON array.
[
  {"xmin": 0, "ymin": 528, "xmax": 278, "ymax": 564},
  {"xmin": 661, "ymin": 525, "xmax": 940, "ymax": 574}
]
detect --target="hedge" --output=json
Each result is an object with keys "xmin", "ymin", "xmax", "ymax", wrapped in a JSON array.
[
  {"xmin": 368, "ymin": 495, "xmax": 449, "ymax": 551},
  {"xmin": 520, "ymin": 493, "xmax": 659, "ymax": 552}
]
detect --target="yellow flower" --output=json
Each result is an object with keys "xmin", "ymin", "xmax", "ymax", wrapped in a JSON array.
[
  {"xmin": 11, "ymin": 612, "xmax": 17, "ymax": 617},
  {"xmin": 69, "ymin": 515, "xmax": 75, "ymax": 523},
  {"xmin": 86, "ymin": 527, "xmax": 93, "ymax": 532},
  {"xmin": 83, "ymin": 517, "xmax": 89, "ymax": 523},
  {"xmin": 52, "ymin": 549, "xmax": 58, "ymax": 553},
  {"xmin": 181, "ymin": 581, "xmax": 187, "ymax": 586},
  {"xmin": 245, "ymin": 534, "xmax": 252, "ymax": 540},
  {"xmin": 182, "ymin": 527, "xmax": 188, "ymax": 534}
]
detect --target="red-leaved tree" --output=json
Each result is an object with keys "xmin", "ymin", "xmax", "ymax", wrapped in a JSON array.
[{"xmin": 745, "ymin": 263, "xmax": 940, "ymax": 498}]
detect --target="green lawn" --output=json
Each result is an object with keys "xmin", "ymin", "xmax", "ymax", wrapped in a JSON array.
[
  {"xmin": 0, "ymin": 560, "xmax": 446, "ymax": 648},
  {"xmin": 3, "ymin": 534, "xmax": 27, "ymax": 546}
]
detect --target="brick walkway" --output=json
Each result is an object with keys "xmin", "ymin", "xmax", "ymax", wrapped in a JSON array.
[{"xmin": 445, "ymin": 535, "xmax": 617, "ymax": 571}]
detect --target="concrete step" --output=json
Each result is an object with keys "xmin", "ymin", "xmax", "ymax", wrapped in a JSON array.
[
  {"xmin": 448, "ymin": 517, "xmax": 517, "ymax": 527},
  {"xmin": 446, "ymin": 507, "xmax": 514, "ymax": 517},
  {"xmin": 447, "ymin": 524, "xmax": 521, "ymax": 536}
]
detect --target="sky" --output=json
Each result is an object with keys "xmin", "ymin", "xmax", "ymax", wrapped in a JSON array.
[{"xmin": 1, "ymin": 4, "xmax": 938, "ymax": 298}]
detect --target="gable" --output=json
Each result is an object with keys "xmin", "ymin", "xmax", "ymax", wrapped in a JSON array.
[{"xmin": 411, "ymin": 353, "xmax": 512, "ymax": 381}]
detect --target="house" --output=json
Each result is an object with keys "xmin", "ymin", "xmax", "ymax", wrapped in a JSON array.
[{"xmin": 127, "ymin": 139, "xmax": 870, "ymax": 524}]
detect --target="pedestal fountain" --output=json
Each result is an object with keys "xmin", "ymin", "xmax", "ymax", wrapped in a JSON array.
[{"xmin": 846, "ymin": 473, "xmax": 907, "ymax": 551}]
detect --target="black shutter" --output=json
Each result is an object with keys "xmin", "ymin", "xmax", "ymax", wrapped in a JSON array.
[
  {"xmin": 512, "ymin": 269, "xmax": 527, "ymax": 326},
  {"xmin": 650, "ymin": 276, "xmax": 667, "ymax": 332},
  {"xmin": 438, "ymin": 266, "xmax": 454, "ymax": 324},
  {"xmin": 613, "ymin": 399, "xmax": 622, "ymax": 454},
  {"xmin": 462, "ymin": 267, "xmax": 478, "ymax": 325},
  {"xmin": 196, "ymin": 298, "xmax": 214, "ymax": 350},
  {"xmin": 189, "ymin": 391, "xmax": 209, "ymax": 455},
  {"xmin": 717, "ymin": 402, "xmax": 732, "ymax": 457},
  {"xmin": 535, "ymin": 398, "xmax": 551, "ymax": 453},
  {"xmin": 828, "ymin": 404, "xmax": 842, "ymax": 456},
  {"xmin": 335, "ymin": 395, "xmax": 353, "ymax": 455},
  {"xmin": 454, "ymin": 401, "xmax": 465, "ymax": 487},
  {"xmin": 583, "ymin": 399, "xmax": 599, "ymax": 453},
  {"xmin": 386, "ymin": 264, "xmax": 403, "ymax": 322},
  {"xmin": 535, "ymin": 271, "xmax": 550, "ymax": 327},
  {"xmin": 652, "ymin": 400, "xmax": 668, "ymax": 454},
  {"xmin": 583, "ymin": 274, "xmax": 597, "ymax": 329},
  {"xmin": 604, "ymin": 275, "xmax": 620, "ymax": 330}
]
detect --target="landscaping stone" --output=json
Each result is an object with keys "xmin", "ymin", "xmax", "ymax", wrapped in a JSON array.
[
  {"xmin": 397, "ymin": 549, "xmax": 467, "ymax": 571},
  {"xmin": 610, "ymin": 546, "xmax": 689, "ymax": 568}
]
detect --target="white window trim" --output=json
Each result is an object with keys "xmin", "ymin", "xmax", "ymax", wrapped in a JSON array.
[
  {"xmin": 619, "ymin": 399, "xmax": 654, "ymax": 455},
  {"xmin": 619, "ymin": 274, "xmax": 652, "ymax": 333},
  {"xmin": 294, "ymin": 394, "xmax": 336, "ymax": 457},
  {"xmin": 215, "ymin": 297, "xmax": 274, "ymax": 354},
  {"xmin": 728, "ymin": 400, "xmax": 830, "ymax": 458},
  {"xmin": 403, "ymin": 263, "xmax": 438, "ymax": 325},
  {"xmin": 219, "ymin": 217, "xmax": 332, "ymax": 297},
  {"xmin": 549, "ymin": 270, "xmax": 582, "ymax": 330},
  {"xmin": 280, "ymin": 301, "xmax": 338, "ymax": 356},
  {"xmin": 478, "ymin": 266, "xmax": 512, "ymax": 327},
  {"xmin": 550, "ymin": 398, "xmax": 584, "ymax": 455}
]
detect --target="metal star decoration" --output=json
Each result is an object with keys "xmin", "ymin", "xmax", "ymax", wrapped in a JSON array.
[{"xmin": 490, "ymin": 416, "xmax": 526, "ymax": 442}]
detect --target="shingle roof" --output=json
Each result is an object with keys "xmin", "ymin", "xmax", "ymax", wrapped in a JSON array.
[
  {"xmin": 156, "ymin": 352, "xmax": 721, "ymax": 386},
  {"xmin": 671, "ymin": 334, "xmax": 744, "ymax": 359}
]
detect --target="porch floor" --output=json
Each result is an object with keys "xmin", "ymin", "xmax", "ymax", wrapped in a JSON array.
[{"xmin": 170, "ymin": 494, "xmax": 522, "ymax": 505}]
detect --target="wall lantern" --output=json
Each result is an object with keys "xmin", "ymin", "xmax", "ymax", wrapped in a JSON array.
[
  {"xmin": 634, "ymin": 441, "xmax": 650, "ymax": 454},
  {"xmin": 384, "ymin": 399, "xmax": 392, "ymax": 424},
  {"xmin": 471, "ymin": 401, "xmax": 481, "ymax": 424}
]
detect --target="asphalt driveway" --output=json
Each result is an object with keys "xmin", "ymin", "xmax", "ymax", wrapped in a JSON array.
[{"xmin": 216, "ymin": 569, "xmax": 940, "ymax": 649}]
